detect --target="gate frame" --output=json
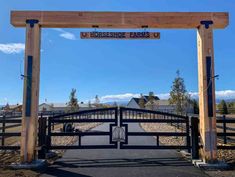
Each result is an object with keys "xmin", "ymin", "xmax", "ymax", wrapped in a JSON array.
[
  {"xmin": 119, "ymin": 107, "xmax": 191, "ymax": 152},
  {"xmin": 46, "ymin": 107, "xmax": 118, "ymax": 150},
  {"xmin": 10, "ymin": 11, "xmax": 229, "ymax": 163}
]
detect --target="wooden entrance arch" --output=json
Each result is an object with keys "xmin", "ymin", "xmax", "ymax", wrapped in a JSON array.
[{"xmin": 10, "ymin": 11, "xmax": 229, "ymax": 163}]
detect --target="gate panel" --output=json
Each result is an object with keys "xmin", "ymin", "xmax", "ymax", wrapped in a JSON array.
[
  {"xmin": 47, "ymin": 107, "xmax": 118, "ymax": 149},
  {"xmin": 119, "ymin": 107, "xmax": 191, "ymax": 151}
]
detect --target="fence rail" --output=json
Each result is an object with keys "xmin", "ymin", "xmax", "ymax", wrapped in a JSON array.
[
  {"xmin": 0, "ymin": 116, "xmax": 21, "ymax": 150},
  {"xmin": 1, "ymin": 110, "xmax": 235, "ymax": 153},
  {"xmin": 216, "ymin": 115, "xmax": 235, "ymax": 149},
  {"xmin": 0, "ymin": 112, "xmax": 66, "ymax": 150}
]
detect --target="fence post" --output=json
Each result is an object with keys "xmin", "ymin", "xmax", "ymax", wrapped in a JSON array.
[
  {"xmin": 1, "ymin": 115, "xmax": 5, "ymax": 146},
  {"xmin": 186, "ymin": 116, "xmax": 191, "ymax": 153},
  {"xmin": 38, "ymin": 114, "xmax": 47, "ymax": 159},
  {"xmin": 52, "ymin": 112, "xmax": 55, "ymax": 130},
  {"xmin": 191, "ymin": 117, "xmax": 199, "ymax": 159},
  {"xmin": 47, "ymin": 116, "xmax": 51, "ymax": 149},
  {"xmin": 223, "ymin": 115, "xmax": 227, "ymax": 144}
]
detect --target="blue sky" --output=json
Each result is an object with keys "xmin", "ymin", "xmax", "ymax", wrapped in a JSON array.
[{"xmin": 0, "ymin": 0, "xmax": 234, "ymax": 105}]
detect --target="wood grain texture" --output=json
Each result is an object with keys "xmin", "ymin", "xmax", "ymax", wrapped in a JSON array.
[
  {"xmin": 11, "ymin": 11, "xmax": 229, "ymax": 29},
  {"xmin": 197, "ymin": 25, "xmax": 217, "ymax": 163},
  {"xmin": 20, "ymin": 23, "xmax": 41, "ymax": 163}
]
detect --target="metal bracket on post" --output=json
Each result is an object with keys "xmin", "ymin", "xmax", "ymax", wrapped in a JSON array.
[
  {"xmin": 200, "ymin": 20, "xmax": 213, "ymax": 29},
  {"xmin": 206, "ymin": 56, "xmax": 214, "ymax": 117},
  {"xmin": 25, "ymin": 56, "xmax": 33, "ymax": 117},
  {"xmin": 26, "ymin": 19, "xmax": 39, "ymax": 28}
]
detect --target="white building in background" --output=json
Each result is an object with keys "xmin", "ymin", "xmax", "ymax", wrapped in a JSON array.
[
  {"xmin": 145, "ymin": 100, "xmax": 175, "ymax": 112},
  {"xmin": 127, "ymin": 95, "xmax": 160, "ymax": 109},
  {"xmin": 127, "ymin": 98, "xmax": 144, "ymax": 109},
  {"xmin": 127, "ymin": 96, "xmax": 194, "ymax": 114},
  {"xmin": 145, "ymin": 99, "xmax": 194, "ymax": 113}
]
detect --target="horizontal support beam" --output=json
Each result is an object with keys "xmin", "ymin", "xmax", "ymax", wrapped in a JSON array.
[
  {"xmin": 217, "ymin": 132, "xmax": 235, "ymax": 136},
  {"xmin": 50, "ymin": 131, "xmax": 111, "ymax": 136},
  {"xmin": 11, "ymin": 11, "xmax": 229, "ymax": 29},
  {"xmin": 127, "ymin": 132, "xmax": 187, "ymax": 136},
  {"xmin": 217, "ymin": 145, "xmax": 235, "ymax": 150},
  {"xmin": 0, "ymin": 146, "xmax": 20, "ymax": 150},
  {"xmin": 121, "ymin": 119, "xmax": 187, "ymax": 123},
  {"xmin": 0, "ymin": 132, "xmax": 21, "ymax": 136},
  {"xmin": 49, "ymin": 145, "xmax": 117, "ymax": 149},
  {"xmin": 0, "ymin": 119, "xmax": 22, "ymax": 123},
  {"xmin": 120, "ymin": 145, "xmax": 190, "ymax": 149},
  {"xmin": 50, "ymin": 119, "xmax": 117, "ymax": 123}
]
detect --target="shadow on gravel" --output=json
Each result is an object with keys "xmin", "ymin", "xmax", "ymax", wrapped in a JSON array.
[{"xmin": 51, "ymin": 157, "xmax": 193, "ymax": 168}]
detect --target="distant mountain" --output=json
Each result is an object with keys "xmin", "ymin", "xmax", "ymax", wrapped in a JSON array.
[{"xmin": 103, "ymin": 101, "xmax": 128, "ymax": 106}]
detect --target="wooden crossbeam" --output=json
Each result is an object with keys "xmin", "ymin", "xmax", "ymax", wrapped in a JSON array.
[{"xmin": 11, "ymin": 11, "xmax": 229, "ymax": 29}]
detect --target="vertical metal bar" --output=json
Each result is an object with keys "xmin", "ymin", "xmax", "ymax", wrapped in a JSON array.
[
  {"xmin": 119, "ymin": 107, "xmax": 122, "ymax": 126},
  {"xmin": 38, "ymin": 114, "xmax": 45, "ymax": 159},
  {"xmin": 78, "ymin": 135, "xmax": 81, "ymax": 147},
  {"xmin": 1, "ymin": 115, "xmax": 5, "ymax": 146},
  {"xmin": 170, "ymin": 115, "xmax": 172, "ymax": 126},
  {"xmin": 186, "ymin": 116, "xmax": 191, "ymax": 153},
  {"xmin": 47, "ymin": 117, "xmax": 51, "ymax": 148},
  {"xmin": 223, "ymin": 115, "xmax": 227, "ymax": 144},
  {"xmin": 52, "ymin": 112, "xmax": 55, "ymax": 130},
  {"xmin": 156, "ymin": 136, "xmax": 159, "ymax": 146},
  {"xmin": 191, "ymin": 117, "xmax": 199, "ymax": 159}
]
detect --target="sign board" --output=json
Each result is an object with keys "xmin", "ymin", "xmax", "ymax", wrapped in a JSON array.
[{"xmin": 80, "ymin": 32, "xmax": 160, "ymax": 39}]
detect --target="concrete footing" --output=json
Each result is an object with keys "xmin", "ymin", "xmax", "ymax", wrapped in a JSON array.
[
  {"xmin": 192, "ymin": 159, "xmax": 231, "ymax": 170},
  {"xmin": 9, "ymin": 159, "xmax": 47, "ymax": 170}
]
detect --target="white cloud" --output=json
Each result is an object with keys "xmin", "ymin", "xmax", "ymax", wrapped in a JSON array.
[
  {"xmin": 215, "ymin": 90, "xmax": 235, "ymax": 99},
  {"xmin": 53, "ymin": 28, "xmax": 76, "ymax": 40},
  {"xmin": 189, "ymin": 90, "xmax": 235, "ymax": 100},
  {"xmin": 0, "ymin": 43, "xmax": 25, "ymax": 54},
  {"xmin": 59, "ymin": 33, "xmax": 76, "ymax": 40},
  {"xmin": 157, "ymin": 93, "xmax": 170, "ymax": 99},
  {"xmin": 100, "ymin": 93, "xmax": 140, "ymax": 102},
  {"xmin": 90, "ymin": 90, "xmax": 235, "ymax": 103}
]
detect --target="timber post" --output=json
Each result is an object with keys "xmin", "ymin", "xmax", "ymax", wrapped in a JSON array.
[
  {"xmin": 20, "ymin": 19, "xmax": 41, "ymax": 163},
  {"xmin": 197, "ymin": 20, "xmax": 217, "ymax": 163}
]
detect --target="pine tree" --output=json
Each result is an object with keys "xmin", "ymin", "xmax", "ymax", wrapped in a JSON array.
[
  {"xmin": 68, "ymin": 88, "xmax": 79, "ymax": 112},
  {"xmin": 169, "ymin": 70, "xmax": 190, "ymax": 115},
  {"xmin": 139, "ymin": 94, "xmax": 145, "ymax": 109},
  {"xmin": 88, "ymin": 101, "xmax": 92, "ymax": 108},
  {"xmin": 192, "ymin": 99, "xmax": 199, "ymax": 114},
  {"xmin": 228, "ymin": 102, "xmax": 235, "ymax": 114},
  {"xmin": 95, "ymin": 95, "xmax": 100, "ymax": 107},
  {"xmin": 113, "ymin": 101, "xmax": 118, "ymax": 107},
  {"xmin": 218, "ymin": 100, "xmax": 228, "ymax": 115},
  {"xmin": 148, "ymin": 91, "xmax": 155, "ymax": 110}
]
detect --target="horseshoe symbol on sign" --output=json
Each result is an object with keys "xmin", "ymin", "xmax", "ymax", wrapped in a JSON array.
[{"xmin": 81, "ymin": 32, "xmax": 88, "ymax": 38}]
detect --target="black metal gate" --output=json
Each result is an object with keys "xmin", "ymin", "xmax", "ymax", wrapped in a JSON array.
[
  {"xmin": 38, "ymin": 107, "xmax": 196, "ymax": 158},
  {"xmin": 119, "ymin": 107, "xmax": 191, "ymax": 152}
]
